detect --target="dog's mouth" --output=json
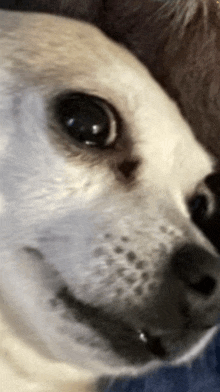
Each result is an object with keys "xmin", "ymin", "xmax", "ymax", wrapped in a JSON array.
[
  {"xmin": 57, "ymin": 285, "xmax": 167, "ymax": 365},
  {"xmin": 23, "ymin": 246, "xmax": 166, "ymax": 363},
  {"xmin": 21, "ymin": 246, "xmax": 218, "ymax": 367},
  {"xmin": 56, "ymin": 285, "xmax": 215, "ymax": 367}
]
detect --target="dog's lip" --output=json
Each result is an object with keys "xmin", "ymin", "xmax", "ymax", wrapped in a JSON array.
[
  {"xmin": 22, "ymin": 247, "xmax": 216, "ymax": 365},
  {"xmin": 56, "ymin": 286, "xmax": 170, "ymax": 364},
  {"xmin": 57, "ymin": 285, "xmax": 217, "ymax": 365},
  {"xmin": 21, "ymin": 247, "xmax": 156, "ymax": 362}
]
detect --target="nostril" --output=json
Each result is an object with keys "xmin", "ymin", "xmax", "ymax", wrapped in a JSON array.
[
  {"xmin": 171, "ymin": 245, "xmax": 218, "ymax": 298},
  {"xmin": 188, "ymin": 275, "xmax": 216, "ymax": 296}
]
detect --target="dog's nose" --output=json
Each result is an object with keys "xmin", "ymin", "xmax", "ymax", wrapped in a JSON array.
[{"xmin": 171, "ymin": 244, "xmax": 220, "ymax": 327}]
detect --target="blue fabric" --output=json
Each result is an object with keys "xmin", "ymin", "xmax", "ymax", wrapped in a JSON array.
[{"xmin": 103, "ymin": 332, "xmax": 220, "ymax": 392}]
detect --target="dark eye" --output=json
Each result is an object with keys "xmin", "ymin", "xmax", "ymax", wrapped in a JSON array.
[
  {"xmin": 205, "ymin": 173, "xmax": 220, "ymax": 195},
  {"xmin": 54, "ymin": 93, "xmax": 118, "ymax": 148},
  {"xmin": 188, "ymin": 194, "xmax": 208, "ymax": 222}
]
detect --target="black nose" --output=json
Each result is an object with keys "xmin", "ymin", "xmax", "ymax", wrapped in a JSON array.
[{"xmin": 171, "ymin": 244, "xmax": 220, "ymax": 326}]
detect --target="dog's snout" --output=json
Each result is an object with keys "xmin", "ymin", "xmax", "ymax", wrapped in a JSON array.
[{"xmin": 171, "ymin": 245, "xmax": 220, "ymax": 325}]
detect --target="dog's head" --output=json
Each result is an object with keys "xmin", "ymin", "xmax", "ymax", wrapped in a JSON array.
[{"xmin": 0, "ymin": 10, "xmax": 220, "ymax": 377}]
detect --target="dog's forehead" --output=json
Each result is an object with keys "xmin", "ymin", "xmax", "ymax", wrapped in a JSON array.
[
  {"xmin": 0, "ymin": 11, "xmax": 204, "ymax": 132},
  {"xmin": 0, "ymin": 10, "xmax": 144, "ymax": 90},
  {"xmin": 0, "ymin": 10, "xmax": 182, "ymax": 113}
]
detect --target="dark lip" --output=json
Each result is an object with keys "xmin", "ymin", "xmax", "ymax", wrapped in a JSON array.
[{"xmin": 57, "ymin": 285, "xmax": 167, "ymax": 365}]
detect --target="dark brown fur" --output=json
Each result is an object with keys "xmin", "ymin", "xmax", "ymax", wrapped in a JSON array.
[{"xmin": 2, "ymin": 0, "xmax": 220, "ymax": 167}]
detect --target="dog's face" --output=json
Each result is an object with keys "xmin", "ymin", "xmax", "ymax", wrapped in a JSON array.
[{"xmin": 0, "ymin": 10, "xmax": 220, "ymax": 377}]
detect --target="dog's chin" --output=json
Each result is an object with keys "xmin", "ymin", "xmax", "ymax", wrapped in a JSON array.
[{"xmin": 15, "ymin": 247, "xmax": 218, "ymax": 377}]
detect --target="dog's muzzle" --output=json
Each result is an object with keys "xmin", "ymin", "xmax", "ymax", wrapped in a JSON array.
[{"xmin": 58, "ymin": 243, "xmax": 220, "ymax": 365}]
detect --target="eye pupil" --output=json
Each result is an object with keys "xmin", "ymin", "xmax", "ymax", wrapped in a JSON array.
[
  {"xmin": 55, "ymin": 93, "xmax": 116, "ymax": 147},
  {"xmin": 188, "ymin": 194, "xmax": 208, "ymax": 222}
]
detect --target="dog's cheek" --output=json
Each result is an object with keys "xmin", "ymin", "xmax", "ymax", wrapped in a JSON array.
[{"xmin": 33, "ymin": 196, "xmax": 182, "ymax": 315}]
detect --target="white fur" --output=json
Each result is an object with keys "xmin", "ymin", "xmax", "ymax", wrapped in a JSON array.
[{"xmin": 0, "ymin": 10, "xmax": 219, "ymax": 388}]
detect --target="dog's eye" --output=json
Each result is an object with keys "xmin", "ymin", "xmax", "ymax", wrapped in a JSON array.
[
  {"xmin": 55, "ymin": 93, "xmax": 118, "ymax": 148},
  {"xmin": 188, "ymin": 177, "xmax": 220, "ymax": 253},
  {"xmin": 205, "ymin": 173, "xmax": 220, "ymax": 195},
  {"xmin": 188, "ymin": 194, "xmax": 208, "ymax": 222}
]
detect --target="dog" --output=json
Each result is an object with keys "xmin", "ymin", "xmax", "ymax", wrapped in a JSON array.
[{"xmin": 0, "ymin": 4, "xmax": 220, "ymax": 392}]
